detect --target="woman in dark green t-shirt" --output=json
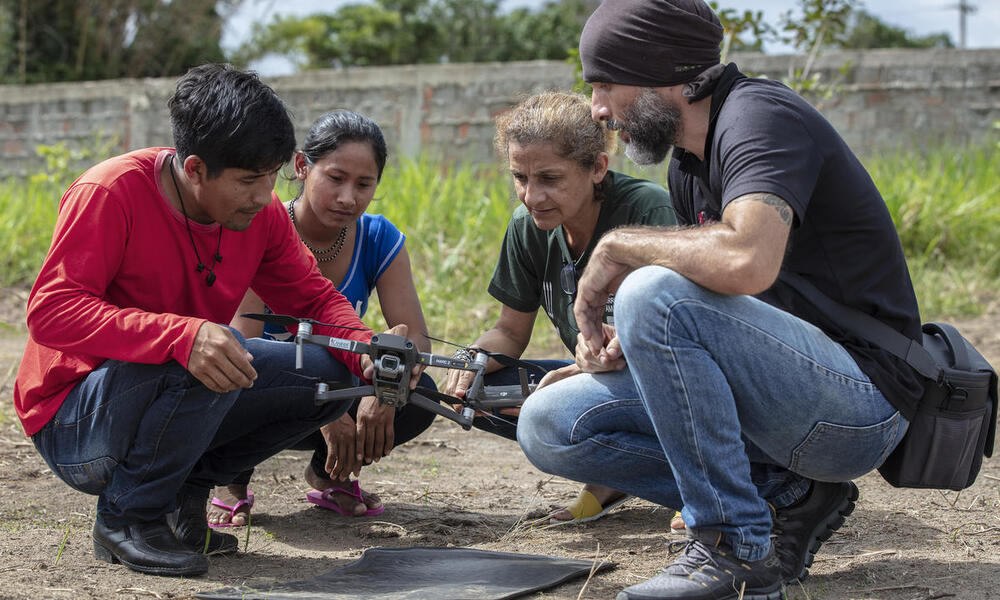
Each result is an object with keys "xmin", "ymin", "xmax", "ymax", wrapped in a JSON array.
[{"xmin": 444, "ymin": 92, "xmax": 681, "ymax": 527}]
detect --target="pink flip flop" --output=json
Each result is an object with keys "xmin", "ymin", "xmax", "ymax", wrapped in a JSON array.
[
  {"xmin": 306, "ymin": 481, "xmax": 384, "ymax": 516},
  {"xmin": 207, "ymin": 490, "xmax": 254, "ymax": 528}
]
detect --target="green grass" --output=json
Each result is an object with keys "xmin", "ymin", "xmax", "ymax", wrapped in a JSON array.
[
  {"xmin": 0, "ymin": 177, "xmax": 60, "ymax": 288},
  {"xmin": 867, "ymin": 143, "xmax": 1000, "ymax": 317},
  {"xmin": 2, "ymin": 142, "xmax": 996, "ymax": 351},
  {"xmin": 359, "ymin": 158, "xmax": 520, "ymax": 344}
]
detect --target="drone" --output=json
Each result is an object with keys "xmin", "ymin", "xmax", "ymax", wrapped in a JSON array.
[{"xmin": 243, "ymin": 313, "xmax": 542, "ymax": 430}]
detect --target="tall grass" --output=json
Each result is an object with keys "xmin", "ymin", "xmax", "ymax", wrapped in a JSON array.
[
  {"xmin": 0, "ymin": 177, "xmax": 60, "ymax": 288},
  {"xmin": 867, "ymin": 143, "xmax": 1000, "ymax": 317},
  {"xmin": 345, "ymin": 158, "xmax": 539, "ymax": 347},
  {"xmin": 1, "ymin": 142, "xmax": 996, "ymax": 349}
]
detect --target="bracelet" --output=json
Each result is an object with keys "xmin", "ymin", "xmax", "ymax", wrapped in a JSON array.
[{"xmin": 451, "ymin": 348, "xmax": 475, "ymax": 363}]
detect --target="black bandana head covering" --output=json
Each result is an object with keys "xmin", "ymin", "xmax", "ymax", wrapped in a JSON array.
[{"xmin": 580, "ymin": 0, "xmax": 724, "ymax": 87}]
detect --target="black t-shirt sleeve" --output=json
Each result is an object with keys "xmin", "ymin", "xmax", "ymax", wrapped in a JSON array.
[
  {"xmin": 487, "ymin": 214, "xmax": 541, "ymax": 313},
  {"xmin": 716, "ymin": 94, "xmax": 824, "ymax": 224}
]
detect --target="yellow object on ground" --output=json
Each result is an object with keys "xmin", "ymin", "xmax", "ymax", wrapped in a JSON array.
[
  {"xmin": 670, "ymin": 510, "xmax": 686, "ymax": 533},
  {"xmin": 548, "ymin": 490, "xmax": 631, "ymax": 526}
]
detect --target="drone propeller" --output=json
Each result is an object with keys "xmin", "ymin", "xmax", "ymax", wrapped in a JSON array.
[
  {"xmin": 421, "ymin": 333, "xmax": 546, "ymax": 375},
  {"xmin": 242, "ymin": 313, "xmax": 369, "ymax": 331}
]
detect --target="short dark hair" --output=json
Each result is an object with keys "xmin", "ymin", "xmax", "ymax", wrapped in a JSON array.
[
  {"xmin": 300, "ymin": 110, "xmax": 389, "ymax": 181},
  {"xmin": 168, "ymin": 63, "xmax": 295, "ymax": 177}
]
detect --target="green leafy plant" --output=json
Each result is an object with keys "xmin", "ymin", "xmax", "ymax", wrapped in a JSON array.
[
  {"xmin": 709, "ymin": 3, "xmax": 775, "ymax": 58},
  {"xmin": 566, "ymin": 48, "xmax": 590, "ymax": 96},
  {"xmin": 31, "ymin": 133, "xmax": 120, "ymax": 187},
  {"xmin": 777, "ymin": 0, "xmax": 857, "ymax": 97}
]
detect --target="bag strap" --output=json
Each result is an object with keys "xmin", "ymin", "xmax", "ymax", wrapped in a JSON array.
[
  {"xmin": 780, "ymin": 272, "xmax": 942, "ymax": 382},
  {"xmin": 923, "ymin": 322, "xmax": 971, "ymax": 370}
]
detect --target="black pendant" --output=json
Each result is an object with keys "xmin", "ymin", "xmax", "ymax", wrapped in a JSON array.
[
  {"xmin": 196, "ymin": 263, "xmax": 205, "ymax": 273},
  {"xmin": 206, "ymin": 272, "xmax": 216, "ymax": 287}
]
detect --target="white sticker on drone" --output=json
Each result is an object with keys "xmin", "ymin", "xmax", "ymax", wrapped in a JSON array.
[{"xmin": 329, "ymin": 339, "xmax": 352, "ymax": 351}]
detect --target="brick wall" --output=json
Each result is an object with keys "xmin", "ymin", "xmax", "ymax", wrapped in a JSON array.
[{"xmin": 0, "ymin": 49, "xmax": 997, "ymax": 178}]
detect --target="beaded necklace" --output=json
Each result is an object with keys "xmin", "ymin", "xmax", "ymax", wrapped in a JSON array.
[{"xmin": 287, "ymin": 197, "xmax": 349, "ymax": 263}]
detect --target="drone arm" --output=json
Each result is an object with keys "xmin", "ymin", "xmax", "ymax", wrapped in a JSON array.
[
  {"xmin": 463, "ymin": 352, "xmax": 491, "ymax": 404},
  {"xmin": 298, "ymin": 328, "xmax": 372, "ymax": 362},
  {"xmin": 417, "ymin": 352, "xmax": 481, "ymax": 371},
  {"xmin": 314, "ymin": 383, "xmax": 375, "ymax": 405},
  {"xmin": 409, "ymin": 391, "xmax": 474, "ymax": 430}
]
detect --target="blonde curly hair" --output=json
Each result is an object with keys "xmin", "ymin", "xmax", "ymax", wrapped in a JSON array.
[{"xmin": 494, "ymin": 91, "xmax": 616, "ymax": 169}]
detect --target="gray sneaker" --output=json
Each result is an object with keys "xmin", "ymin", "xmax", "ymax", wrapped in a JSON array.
[
  {"xmin": 616, "ymin": 531, "xmax": 785, "ymax": 600},
  {"xmin": 772, "ymin": 480, "xmax": 858, "ymax": 583}
]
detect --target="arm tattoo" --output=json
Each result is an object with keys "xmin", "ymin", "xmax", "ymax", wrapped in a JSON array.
[{"xmin": 730, "ymin": 193, "xmax": 793, "ymax": 225}]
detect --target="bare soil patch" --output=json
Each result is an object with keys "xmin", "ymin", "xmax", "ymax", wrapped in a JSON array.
[{"xmin": 1, "ymin": 290, "xmax": 998, "ymax": 600}]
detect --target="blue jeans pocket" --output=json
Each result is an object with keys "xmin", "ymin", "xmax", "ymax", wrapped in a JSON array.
[
  {"xmin": 790, "ymin": 411, "xmax": 904, "ymax": 480},
  {"xmin": 55, "ymin": 456, "xmax": 118, "ymax": 495}
]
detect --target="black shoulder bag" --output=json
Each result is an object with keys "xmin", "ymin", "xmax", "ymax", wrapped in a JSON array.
[{"xmin": 782, "ymin": 273, "xmax": 998, "ymax": 491}]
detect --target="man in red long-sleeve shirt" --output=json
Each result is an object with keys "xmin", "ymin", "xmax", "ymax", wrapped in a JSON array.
[{"xmin": 14, "ymin": 64, "xmax": 402, "ymax": 577}]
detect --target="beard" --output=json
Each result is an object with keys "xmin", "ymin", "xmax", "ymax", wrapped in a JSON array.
[{"xmin": 611, "ymin": 89, "xmax": 683, "ymax": 166}]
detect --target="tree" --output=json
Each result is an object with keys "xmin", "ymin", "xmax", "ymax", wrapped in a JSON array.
[
  {"xmin": 233, "ymin": 5, "xmax": 409, "ymax": 70},
  {"xmin": 778, "ymin": 0, "xmax": 856, "ymax": 53},
  {"xmin": 0, "ymin": 0, "xmax": 241, "ymax": 84},
  {"xmin": 503, "ymin": 0, "xmax": 595, "ymax": 61},
  {"xmin": 709, "ymin": 3, "xmax": 774, "ymax": 54},
  {"xmin": 233, "ymin": 0, "xmax": 594, "ymax": 70},
  {"xmin": 840, "ymin": 10, "xmax": 953, "ymax": 49}
]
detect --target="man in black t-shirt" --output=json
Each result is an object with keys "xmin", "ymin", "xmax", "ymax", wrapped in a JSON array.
[{"xmin": 515, "ymin": 1, "xmax": 923, "ymax": 599}]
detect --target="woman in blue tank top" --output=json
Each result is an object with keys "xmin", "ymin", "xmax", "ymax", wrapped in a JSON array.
[{"xmin": 207, "ymin": 111, "xmax": 435, "ymax": 526}]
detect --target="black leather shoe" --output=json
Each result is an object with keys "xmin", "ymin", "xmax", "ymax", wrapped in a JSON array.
[
  {"xmin": 772, "ymin": 480, "xmax": 858, "ymax": 583},
  {"xmin": 617, "ymin": 531, "xmax": 784, "ymax": 600},
  {"xmin": 167, "ymin": 493, "xmax": 239, "ymax": 555},
  {"xmin": 93, "ymin": 518, "xmax": 208, "ymax": 576}
]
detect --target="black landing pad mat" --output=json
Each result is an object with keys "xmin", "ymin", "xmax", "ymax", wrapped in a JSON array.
[{"xmin": 197, "ymin": 546, "xmax": 616, "ymax": 600}]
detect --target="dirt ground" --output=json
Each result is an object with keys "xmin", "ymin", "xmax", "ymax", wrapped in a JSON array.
[{"xmin": 1, "ymin": 290, "xmax": 998, "ymax": 600}]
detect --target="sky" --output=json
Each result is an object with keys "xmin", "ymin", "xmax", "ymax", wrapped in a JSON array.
[{"xmin": 222, "ymin": 0, "xmax": 1000, "ymax": 76}]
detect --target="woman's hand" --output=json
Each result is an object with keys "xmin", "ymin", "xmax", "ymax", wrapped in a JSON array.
[
  {"xmin": 322, "ymin": 414, "xmax": 363, "ymax": 480},
  {"xmin": 575, "ymin": 324, "xmax": 625, "ymax": 373},
  {"xmin": 355, "ymin": 395, "xmax": 395, "ymax": 463},
  {"xmin": 574, "ymin": 239, "xmax": 631, "ymax": 357},
  {"xmin": 444, "ymin": 352, "xmax": 477, "ymax": 414},
  {"xmin": 535, "ymin": 363, "xmax": 582, "ymax": 390}
]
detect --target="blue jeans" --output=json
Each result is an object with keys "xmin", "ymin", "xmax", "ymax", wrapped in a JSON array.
[
  {"xmin": 517, "ymin": 266, "xmax": 908, "ymax": 561},
  {"xmin": 32, "ymin": 333, "xmax": 353, "ymax": 528}
]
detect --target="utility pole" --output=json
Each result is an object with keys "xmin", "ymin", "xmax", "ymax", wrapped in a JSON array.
[{"xmin": 950, "ymin": 0, "xmax": 977, "ymax": 49}]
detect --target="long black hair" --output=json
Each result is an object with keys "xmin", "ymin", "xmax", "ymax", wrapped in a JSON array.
[{"xmin": 300, "ymin": 110, "xmax": 388, "ymax": 181}]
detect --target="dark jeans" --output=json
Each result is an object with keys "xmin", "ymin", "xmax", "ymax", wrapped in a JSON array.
[
  {"xmin": 31, "ymin": 335, "xmax": 353, "ymax": 528},
  {"xmin": 228, "ymin": 371, "xmax": 439, "ymax": 485},
  {"xmin": 470, "ymin": 358, "xmax": 572, "ymax": 441}
]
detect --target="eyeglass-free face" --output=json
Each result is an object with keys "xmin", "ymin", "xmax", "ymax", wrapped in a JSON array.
[{"xmin": 506, "ymin": 141, "xmax": 605, "ymax": 233}]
